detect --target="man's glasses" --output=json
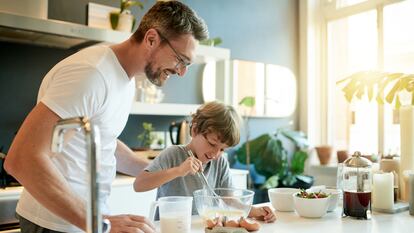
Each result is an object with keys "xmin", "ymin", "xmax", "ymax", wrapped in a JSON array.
[{"xmin": 155, "ymin": 29, "xmax": 192, "ymax": 71}]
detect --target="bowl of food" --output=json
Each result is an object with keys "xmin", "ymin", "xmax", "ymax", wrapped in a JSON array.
[
  {"xmin": 194, "ymin": 188, "xmax": 254, "ymax": 220},
  {"xmin": 306, "ymin": 186, "xmax": 340, "ymax": 212},
  {"xmin": 293, "ymin": 190, "xmax": 330, "ymax": 218},
  {"xmin": 194, "ymin": 188, "xmax": 260, "ymax": 231},
  {"xmin": 268, "ymin": 188, "xmax": 299, "ymax": 212}
]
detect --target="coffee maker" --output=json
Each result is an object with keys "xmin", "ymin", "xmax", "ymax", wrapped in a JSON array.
[
  {"xmin": 342, "ymin": 151, "xmax": 373, "ymax": 219},
  {"xmin": 169, "ymin": 121, "xmax": 191, "ymax": 145}
]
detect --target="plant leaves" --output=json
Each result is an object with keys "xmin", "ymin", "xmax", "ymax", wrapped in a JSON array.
[
  {"xmin": 279, "ymin": 130, "xmax": 309, "ymax": 149},
  {"xmin": 239, "ymin": 96, "xmax": 256, "ymax": 107},
  {"xmin": 385, "ymin": 79, "xmax": 401, "ymax": 104},
  {"xmin": 236, "ymin": 134, "xmax": 270, "ymax": 164},
  {"xmin": 261, "ymin": 175, "xmax": 279, "ymax": 190},
  {"xmin": 290, "ymin": 151, "xmax": 308, "ymax": 174}
]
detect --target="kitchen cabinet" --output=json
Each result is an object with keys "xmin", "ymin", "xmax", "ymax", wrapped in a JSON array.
[{"xmin": 108, "ymin": 174, "xmax": 157, "ymax": 216}]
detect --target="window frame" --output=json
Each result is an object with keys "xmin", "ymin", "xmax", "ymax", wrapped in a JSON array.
[{"xmin": 300, "ymin": 0, "xmax": 405, "ymax": 156}]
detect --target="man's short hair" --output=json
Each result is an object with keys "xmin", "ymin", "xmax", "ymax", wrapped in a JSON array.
[{"xmin": 133, "ymin": 1, "xmax": 208, "ymax": 42}]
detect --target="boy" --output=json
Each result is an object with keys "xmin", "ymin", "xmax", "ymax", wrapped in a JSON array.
[{"xmin": 134, "ymin": 101, "xmax": 276, "ymax": 222}]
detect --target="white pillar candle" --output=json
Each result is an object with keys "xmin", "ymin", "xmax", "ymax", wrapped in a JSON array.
[
  {"xmin": 399, "ymin": 106, "xmax": 414, "ymax": 201},
  {"xmin": 372, "ymin": 172, "xmax": 394, "ymax": 210}
]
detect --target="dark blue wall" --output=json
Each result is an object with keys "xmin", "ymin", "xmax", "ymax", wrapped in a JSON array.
[{"xmin": 0, "ymin": 0, "xmax": 298, "ymax": 152}]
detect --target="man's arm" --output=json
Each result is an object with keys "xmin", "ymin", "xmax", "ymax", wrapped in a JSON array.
[
  {"xmin": 115, "ymin": 140, "xmax": 150, "ymax": 176},
  {"xmin": 5, "ymin": 103, "xmax": 156, "ymax": 232},
  {"xmin": 134, "ymin": 156, "xmax": 202, "ymax": 192},
  {"xmin": 4, "ymin": 102, "xmax": 87, "ymax": 229}
]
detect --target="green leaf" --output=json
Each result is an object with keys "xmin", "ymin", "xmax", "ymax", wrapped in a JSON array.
[
  {"xmin": 239, "ymin": 96, "xmax": 256, "ymax": 107},
  {"xmin": 279, "ymin": 130, "xmax": 309, "ymax": 149},
  {"xmin": 236, "ymin": 134, "xmax": 270, "ymax": 164},
  {"xmin": 200, "ymin": 37, "xmax": 223, "ymax": 46},
  {"xmin": 290, "ymin": 151, "xmax": 308, "ymax": 174},
  {"xmin": 120, "ymin": 0, "xmax": 144, "ymax": 14},
  {"xmin": 385, "ymin": 80, "xmax": 401, "ymax": 104},
  {"xmin": 261, "ymin": 175, "xmax": 279, "ymax": 190},
  {"xmin": 110, "ymin": 12, "xmax": 120, "ymax": 30}
]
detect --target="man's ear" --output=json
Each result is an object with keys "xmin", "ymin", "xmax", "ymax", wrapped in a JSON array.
[{"xmin": 144, "ymin": 29, "xmax": 159, "ymax": 48}]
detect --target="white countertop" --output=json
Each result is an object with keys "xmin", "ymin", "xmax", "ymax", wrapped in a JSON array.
[{"xmin": 157, "ymin": 203, "xmax": 414, "ymax": 233}]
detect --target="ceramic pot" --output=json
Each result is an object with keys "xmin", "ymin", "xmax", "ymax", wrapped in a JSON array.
[
  {"xmin": 337, "ymin": 150, "xmax": 349, "ymax": 163},
  {"xmin": 315, "ymin": 146, "xmax": 332, "ymax": 165}
]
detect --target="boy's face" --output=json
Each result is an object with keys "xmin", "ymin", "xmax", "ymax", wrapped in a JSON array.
[{"xmin": 192, "ymin": 132, "xmax": 229, "ymax": 164}]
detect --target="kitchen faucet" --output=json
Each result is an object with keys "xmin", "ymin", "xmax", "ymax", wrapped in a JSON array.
[{"xmin": 51, "ymin": 117, "xmax": 110, "ymax": 233}]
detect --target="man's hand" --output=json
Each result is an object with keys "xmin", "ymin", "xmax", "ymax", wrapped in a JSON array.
[
  {"xmin": 178, "ymin": 156, "xmax": 202, "ymax": 176},
  {"xmin": 248, "ymin": 206, "xmax": 276, "ymax": 223},
  {"xmin": 105, "ymin": 214, "xmax": 155, "ymax": 233}
]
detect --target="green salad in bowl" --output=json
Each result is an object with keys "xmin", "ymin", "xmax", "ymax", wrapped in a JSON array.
[{"xmin": 296, "ymin": 189, "xmax": 330, "ymax": 199}]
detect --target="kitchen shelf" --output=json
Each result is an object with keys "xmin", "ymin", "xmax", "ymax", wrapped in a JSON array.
[
  {"xmin": 130, "ymin": 102, "xmax": 200, "ymax": 116},
  {"xmin": 0, "ymin": 11, "xmax": 230, "ymax": 62}
]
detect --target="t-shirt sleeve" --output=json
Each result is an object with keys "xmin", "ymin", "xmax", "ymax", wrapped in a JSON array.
[
  {"xmin": 39, "ymin": 64, "xmax": 107, "ymax": 119},
  {"xmin": 145, "ymin": 148, "xmax": 175, "ymax": 172}
]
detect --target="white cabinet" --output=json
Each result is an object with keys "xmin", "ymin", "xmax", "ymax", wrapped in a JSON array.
[{"xmin": 108, "ymin": 175, "xmax": 157, "ymax": 217}]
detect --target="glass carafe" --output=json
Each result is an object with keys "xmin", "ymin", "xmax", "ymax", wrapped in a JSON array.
[{"xmin": 342, "ymin": 151, "xmax": 372, "ymax": 219}]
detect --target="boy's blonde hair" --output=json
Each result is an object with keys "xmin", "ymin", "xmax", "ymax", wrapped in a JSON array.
[{"xmin": 190, "ymin": 101, "xmax": 241, "ymax": 147}]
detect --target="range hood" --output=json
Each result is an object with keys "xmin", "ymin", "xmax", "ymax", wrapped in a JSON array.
[{"xmin": 0, "ymin": 11, "xmax": 130, "ymax": 49}]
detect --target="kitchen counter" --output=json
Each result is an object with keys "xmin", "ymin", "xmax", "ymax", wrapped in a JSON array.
[{"xmin": 156, "ymin": 203, "xmax": 414, "ymax": 233}]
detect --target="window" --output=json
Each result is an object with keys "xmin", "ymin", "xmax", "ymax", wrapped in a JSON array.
[{"xmin": 317, "ymin": 0, "xmax": 414, "ymax": 158}]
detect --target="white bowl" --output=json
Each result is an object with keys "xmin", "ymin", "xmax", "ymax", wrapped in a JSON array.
[
  {"xmin": 268, "ymin": 188, "xmax": 299, "ymax": 212},
  {"xmin": 292, "ymin": 192, "xmax": 330, "ymax": 218},
  {"xmin": 325, "ymin": 188, "xmax": 341, "ymax": 212},
  {"xmin": 306, "ymin": 187, "xmax": 341, "ymax": 212}
]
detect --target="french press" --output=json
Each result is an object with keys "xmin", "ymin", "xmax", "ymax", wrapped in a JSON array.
[{"xmin": 342, "ymin": 151, "xmax": 372, "ymax": 219}]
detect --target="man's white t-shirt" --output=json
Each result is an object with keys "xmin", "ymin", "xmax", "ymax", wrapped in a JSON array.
[{"xmin": 16, "ymin": 45, "xmax": 136, "ymax": 232}]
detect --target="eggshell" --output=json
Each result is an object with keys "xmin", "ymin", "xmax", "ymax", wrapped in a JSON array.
[
  {"xmin": 224, "ymin": 219, "xmax": 240, "ymax": 228},
  {"xmin": 239, "ymin": 217, "xmax": 261, "ymax": 231}
]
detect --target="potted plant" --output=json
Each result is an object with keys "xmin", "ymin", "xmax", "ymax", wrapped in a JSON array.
[
  {"xmin": 136, "ymin": 122, "xmax": 156, "ymax": 150},
  {"xmin": 110, "ymin": 0, "xmax": 145, "ymax": 32},
  {"xmin": 200, "ymin": 37, "xmax": 223, "ymax": 47},
  {"xmin": 337, "ymin": 71, "xmax": 414, "ymax": 108},
  {"xmin": 235, "ymin": 129, "xmax": 313, "ymax": 203}
]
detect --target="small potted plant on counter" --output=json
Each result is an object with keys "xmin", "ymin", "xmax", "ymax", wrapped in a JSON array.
[
  {"xmin": 110, "ymin": 0, "xmax": 145, "ymax": 32},
  {"xmin": 135, "ymin": 122, "xmax": 156, "ymax": 151}
]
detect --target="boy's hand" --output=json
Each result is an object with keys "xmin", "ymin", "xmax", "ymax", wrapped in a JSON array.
[
  {"xmin": 178, "ymin": 157, "xmax": 202, "ymax": 176},
  {"xmin": 248, "ymin": 206, "xmax": 276, "ymax": 223}
]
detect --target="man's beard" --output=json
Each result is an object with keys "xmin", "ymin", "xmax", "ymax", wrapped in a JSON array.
[{"xmin": 144, "ymin": 62, "xmax": 163, "ymax": 87}]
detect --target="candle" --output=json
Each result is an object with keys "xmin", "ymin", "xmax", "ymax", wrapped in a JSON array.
[
  {"xmin": 380, "ymin": 158, "xmax": 400, "ymax": 200},
  {"xmin": 399, "ymin": 106, "xmax": 414, "ymax": 201},
  {"xmin": 372, "ymin": 172, "xmax": 394, "ymax": 210}
]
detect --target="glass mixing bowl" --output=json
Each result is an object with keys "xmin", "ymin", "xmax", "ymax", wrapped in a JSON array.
[{"xmin": 193, "ymin": 188, "xmax": 255, "ymax": 221}]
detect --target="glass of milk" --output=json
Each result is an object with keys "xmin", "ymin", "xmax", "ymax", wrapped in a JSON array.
[{"xmin": 149, "ymin": 196, "xmax": 193, "ymax": 233}]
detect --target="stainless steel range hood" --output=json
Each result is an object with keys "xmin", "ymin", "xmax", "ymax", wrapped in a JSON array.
[{"xmin": 0, "ymin": 11, "xmax": 130, "ymax": 49}]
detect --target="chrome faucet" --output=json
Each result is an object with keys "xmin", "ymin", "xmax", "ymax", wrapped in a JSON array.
[{"xmin": 51, "ymin": 117, "xmax": 110, "ymax": 233}]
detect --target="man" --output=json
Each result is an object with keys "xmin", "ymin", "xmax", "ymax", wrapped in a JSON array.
[{"xmin": 4, "ymin": 1, "xmax": 208, "ymax": 232}]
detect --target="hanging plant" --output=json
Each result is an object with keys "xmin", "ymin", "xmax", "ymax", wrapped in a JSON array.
[{"xmin": 337, "ymin": 71, "xmax": 414, "ymax": 108}]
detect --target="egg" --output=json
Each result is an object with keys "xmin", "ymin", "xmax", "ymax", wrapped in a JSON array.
[
  {"xmin": 239, "ymin": 217, "xmax": 261, "ymax": 232},
  {"xmin": 205, "ymin": 219, "xmax": 216, "ymax": 229},
  {"xmin": 224, "ymin": 219, "xmax": 240, "ymax": 228}
]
